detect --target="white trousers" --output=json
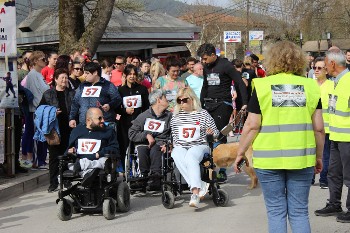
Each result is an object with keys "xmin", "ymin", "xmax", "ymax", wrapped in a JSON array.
[
  {"xmin": 171, "ymin": 145, "xmax": 209, "ymax": 191},
  {"xmin": 69, "ymin": 157, "xmax": 107, "ymax": 177}
]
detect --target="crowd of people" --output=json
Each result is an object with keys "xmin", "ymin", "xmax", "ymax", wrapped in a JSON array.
[{"xmin": 8, "ymin": 42, "xmax": 350, "ymax": 231}]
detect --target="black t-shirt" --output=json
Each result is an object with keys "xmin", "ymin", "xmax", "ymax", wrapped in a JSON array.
[
  {"xmin": 235, "ymin": 68, "xmax": 257, "ymax": 107},
  {"xmin": 248, "ymin": 89, "xmax": 322, "ymax": 114}
]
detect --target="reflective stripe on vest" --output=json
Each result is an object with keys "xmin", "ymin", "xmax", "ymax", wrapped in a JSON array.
[
  {"xmin": 253, "ymin": 147, "xmax": 316, "ymax": 158},
  {"xmin": 260, "ymin": 123, "xmax": 313, "ymax": 133},
  {"xmin": 330, "ymin": 126, "xmax": 350, "ymax": 134},
  {"xmin": 331, "ymin": 110, "xmax": 350, "ymax": 117}
]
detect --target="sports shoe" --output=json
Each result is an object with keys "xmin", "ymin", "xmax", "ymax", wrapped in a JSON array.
[
  {"xmin": 320, "ymin": 183, "xmax": 328, "ymax": 189},
  {"xmin": 315, "ymin": 203, "xmax": 343, "ymax": 216},
  {"xmin": 22, "ymin": 160, "xmax": 33, "ymax": 168},
  {"xmin": 217, "ymin": 171, "xmax": 227, "ymax": 183},
  {"xmin": 336, "ymin": 211, "xmax": 350, "ymax": 223},
  {"xmin": 189, "ymin": 194, "xmax": 200, "ymax": 208},
  {"xmin": 47, "ymin": 184, "xmax": 58, "ymax": 193},
  {"xmin": 199, "ymin": 182, "xmax": 209, "ymax": 200}
]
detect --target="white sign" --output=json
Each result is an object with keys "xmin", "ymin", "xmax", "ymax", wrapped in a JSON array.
[
  {"xmin": 0, "ymin": 2, "xmax": 16, "ymax": 57},
  {"xmin": 249, "ymin": 31, "xmax": 264, "ymax": 41},
  {"xmin": 81, "ymin": 86, "xmax": 102, "ymax": 97},
  {"xmin": 144, "ymin": 118, "xmax": 165, "ymax": 133},
  {"xmin": 0, "ymin": 109, "xmax": 5, "ymax": 163},
  {"xmin": 77, "ymin": 139, "xmax": 101, "ymax": 154},
  {"xmin": 224, "ymin": 31, "xmax": 241, "ymax": 43},
  {"xmin": 178, "ymin": 125, "xmax": 200, "ymax": 142},
  {"xmin": 123, "ymin": 95, "xmax": 142, "ymax": 108}
]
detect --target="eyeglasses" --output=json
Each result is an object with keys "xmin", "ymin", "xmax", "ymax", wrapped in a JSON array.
[
  {"xmin": 74, "ymin": 68, "xmax": 83, "ymax": 71},
  {"xmin": 93, "ymin": 116, "xmax": 104, "ymax": 121},
  {"xmin": 313, "ymin": 66, "xmax": 325, "ymax": 71},
  {"xmin": 39, "ymin": 57, "xmax": 47, "ymax": 62},
  {"xmin": 115, "ymin": 63, "xmax": 124, "ymax": 65},
  {"xmin": 177, "ymin": 97, "xmax": 190, "ymax": 104}
]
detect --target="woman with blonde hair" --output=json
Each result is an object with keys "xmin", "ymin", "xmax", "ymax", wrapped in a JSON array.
[
  {"xmin": 234, "ymin": 41, "xmax": 324, "ymax": 233},
  {"xmin": 150, "ymin": 61, "xmax": 165, "ymax": 86},
  {"xmin": 170, "ymin": 87, "xmax": 219, "ymax": 208}
]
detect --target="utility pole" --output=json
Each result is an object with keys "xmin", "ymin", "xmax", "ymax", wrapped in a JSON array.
[{"xmin": 246, "ymin": 0, "xmax": 250, "ymax": 52}]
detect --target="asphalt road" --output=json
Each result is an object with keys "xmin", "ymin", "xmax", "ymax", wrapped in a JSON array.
[{"xmin": 0, "ymin": 169, "xmax": 349, "ymax": 233}]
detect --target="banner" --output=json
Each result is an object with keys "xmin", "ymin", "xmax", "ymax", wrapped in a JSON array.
[
  {"xmin": 249, "ymin": 31, "xmax": 264, "ymax": 41},
  {"xmin": 0, "ymin": 1, "xmax": 18, "ymax": 108},
  {"xmin": 224, "ymin": 31, "xmax": 241, "ymax": 43},
  {"xmin": 0, "ymin": 109, "xmax": 4, "ymax": 163}
]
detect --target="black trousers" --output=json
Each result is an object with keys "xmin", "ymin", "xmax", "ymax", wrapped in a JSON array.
[
  {"xmin": 328, "ymin": 141, "xmax": 350, "ymax": 210},
  {"xmin": 48, "ymin": 143, "xmax": 67, "ymax": 187},
  {"xmin": 14, "ymin": 115, "xmax": 23, "ymax": 168},
  {"xmin": 137, "ymin": 144, "xmax": 162, "ymax": 174},
  {"xmin": 207, "ymin": 102, "xmax": 233, "ymax": 143}
]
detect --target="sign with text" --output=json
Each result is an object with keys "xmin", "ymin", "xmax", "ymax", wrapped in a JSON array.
[
  {"xmin": 249, "ymin": 31, "xmax": 264, "ymax": 41},
  {"xmin": 224, "ymin": 31, "xmax": 241, "ymax": 43}
]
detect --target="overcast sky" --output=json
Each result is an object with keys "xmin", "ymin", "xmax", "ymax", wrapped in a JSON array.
[{"xmin": 177, "ymin": 0, "xmax": 232, "ymax": 7}]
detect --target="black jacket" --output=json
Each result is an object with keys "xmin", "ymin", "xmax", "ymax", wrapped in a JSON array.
[{"xmin": 40, "ymin": 88, "xmax": 75, "ymax": 113}]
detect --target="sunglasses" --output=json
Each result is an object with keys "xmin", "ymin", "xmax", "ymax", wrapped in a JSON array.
[
  {"xmin": 39, "ymin": 57, "xmax": 47, "ymax": 62},
  {"xmin": 94, "ymin": 116, "xmax": 104, "ymax": 121},
  {"xmin": 74, "ymin": 68, "xmax": 83, "ymax": 71},
  {"xmin": 313, "ymin": 66, "xmax": 325, "ymax": 71},
  {"xmin": 177, "ymin": 97, "xmax": 190, "ymax": 104}
]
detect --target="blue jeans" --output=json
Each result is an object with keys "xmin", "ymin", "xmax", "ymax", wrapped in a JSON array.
[
  {"xmin": 255, "ymin": 167, "xmax": 314, "ymax": 233},
  {"xmin": 319, "ymin": 134, "xmax": 330, "ymax": 184}
]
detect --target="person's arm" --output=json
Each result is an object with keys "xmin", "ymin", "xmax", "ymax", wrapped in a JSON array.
[
  {"xmin": 312, "ymin": 109, "xmax": 325, "ymax": 174},
  {"xmin": 107, "ymin": 84, "xmax": 122, "ymax": 110},
  {"xmin": 200, "ymin": 69, "xmax": 208, "ymax": 106},
  {"xmin": 69, "ymin": 89, "xmax": 81, "ymax": 122},
  {"xmin": 98, "ymin": 129, "xmax": 119, "ymax": 158},
  {"xmin": 232, "ymin": 90, "xmax": 237, "ymax": 100},
  {"xmin": 228, "ymin": 68, "xmax": 248, "ymax": 108},
  {"xmin": 141, "ymin": 87, "xmax": 150, "ymax": 112},
  {"xmin": 128, "ymin": 115, "xmax": 148, "ymax": 143},
  {"xmin": 234, "ymin": 112, "xmax": 261, "ymax": 172}
]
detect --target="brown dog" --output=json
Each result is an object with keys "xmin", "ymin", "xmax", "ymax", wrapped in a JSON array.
[{"xmin": 213, "ymin": 142, "xmax": 258, "ymax": 189}]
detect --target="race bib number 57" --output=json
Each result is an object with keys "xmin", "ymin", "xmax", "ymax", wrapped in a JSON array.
[
  {"xmin": 123, "ymin": 95, "xmax": 142, "ymax": 108},
  {"xmin": 144, "ymin": 118, "xmax": 165, "ymax": 133},
  {"xmin": 77, "ymin": 139, "xmax": 101, "ymax": 154},
  {"xmin": 179, "ymin": 125, "xmax": 200, "ymax": 142},
  {"xmin": 81, "ymin": 86, "xmax": 102, "ymax": 97}
]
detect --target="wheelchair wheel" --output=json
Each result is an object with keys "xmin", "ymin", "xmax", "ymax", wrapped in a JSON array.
[
  {"xmin": 103, "ymin": 198, "xmax": 117, "ymax": 220},
  {"xmin": 213, "ymin": 189, "xmax": 229, "ymax": 207},
  {"xmin": 125, "ymin": 148, "xmax": 131, "ymax": 182},
  {"xmin": 57, "ymin": 198, "xmax": 73, "ymax": 221},
  {"xmin": 162, "ymin": 191, "xmax": 175, "ymax": 209},
  {"xmin": 116, "ymin": 182, "xmax": 131, "ymax": 212}
]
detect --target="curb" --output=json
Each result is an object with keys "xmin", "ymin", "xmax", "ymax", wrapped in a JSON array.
[{"xmin": 0, "ymin": 170, "xmax": 49, "ymax": 202}]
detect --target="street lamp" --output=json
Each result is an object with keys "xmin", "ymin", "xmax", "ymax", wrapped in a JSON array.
[
  {"xmin": 300, "ymin": 32, "xmax": 303, "ymax": 48},
  {"xmin": 326, "ymin": 32, "xmax": 332, "ymax": 49}
]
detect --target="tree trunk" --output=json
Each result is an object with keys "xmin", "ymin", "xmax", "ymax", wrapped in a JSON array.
[{"xmin": 59, "ymin": 0, "xmax": 116, "ymax": 55}]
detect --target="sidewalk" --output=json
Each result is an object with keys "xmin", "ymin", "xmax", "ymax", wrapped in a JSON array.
[{"xmin": 0, "ymin": 168, "xmax": 49, "ymax": 202}]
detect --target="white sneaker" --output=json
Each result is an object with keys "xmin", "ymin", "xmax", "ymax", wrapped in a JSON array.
[
  {"xmin": 199, "ymin": 182, "xmax": 209, "ymax": 200},
  {"xmin": 22, "ymin": 160, "xmax": 33, "ymax": 168},
  {"xmin": 189, "ymin": 194, "xmax": 200, "ymax": 208}
]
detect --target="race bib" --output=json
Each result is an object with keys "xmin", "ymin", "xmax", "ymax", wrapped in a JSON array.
[
  {"xmin": 328, "ymin": 94, "xmax": 337, "ymax": 113},
  {"xmin": 77, "ymin": 139, "xmax": 101, "ymax": 154},
  {"xmin": 144, "ymin": 118, "xmax": 165, "ymax": 133},
  {"xmin": 81, "ymin": 86, "xmax": 102, "ymax": 97},
  {"xmin": 178, "ymin": 124, "xmax": 200, "ymax": 142},
  {"xmin": 123, "ymin": 95, "xmax": 142, "ymax": 108},
  {"xmin": 207, "ymin": 73, "xmax": 220, "ymax": 86},
  {"xmin": 165, "ymin": 90, "xmax": 177, "ymax": 101}
]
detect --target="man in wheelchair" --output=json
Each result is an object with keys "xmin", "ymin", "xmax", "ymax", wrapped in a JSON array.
[
  {"xmin": 128, "ymin": 89, "xmax": 172, "ymax": 191},
  {"xmin": 67, "ymin": 107, "xmax": 119, "ymax": 185}
]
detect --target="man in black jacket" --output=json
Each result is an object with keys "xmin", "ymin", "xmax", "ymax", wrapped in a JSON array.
[
  {"xmin": 128, "ymin": 90, "xmax": 172, "ymax": 191},
  {"xmin": 197, "ymin": 43, "xmax": 248, "ymax": 182},
  {"xmin": 67, "ymin": 108, "xmax": 119, "ymax": 178}
]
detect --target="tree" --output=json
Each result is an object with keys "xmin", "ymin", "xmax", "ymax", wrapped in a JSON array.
[{"xmin": 58, "ymin": 0, "xmax": 143, "ymax": 55}]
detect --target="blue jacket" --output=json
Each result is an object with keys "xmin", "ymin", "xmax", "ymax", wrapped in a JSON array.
[
  {"xmin": 69, "ymin": 77, "xmax": 122, "ymax": 123},
  {"xmin": 34, "ymin": 105, "xmax": 60, "ymax": 142}
]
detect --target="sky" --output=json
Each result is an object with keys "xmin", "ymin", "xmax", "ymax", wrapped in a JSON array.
[{"xmin": 177, "ymin": 0, "xmax": 232, "ymax": 7}]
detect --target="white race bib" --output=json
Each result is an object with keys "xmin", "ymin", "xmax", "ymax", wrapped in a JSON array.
[
  {"xmin": 144, "ymin": 118, "xmax": 165, "ymax": 133},
  {"xmin": 207, "ymin": 73, "xmax": 220, "ymax": 86},
  {"xmin": 178, "ymin": 124, "xmax": 200, "ymax": 142},
  {"xmin": 123, "ymin": 95, "xmax": 142, "ymax": 108},
  {"xmin": 81, "ymin": 86, "xmax": 102, "ymax": 97},
  {"xmin": 77, "ymin": 139, "xmax": 101, "ymax": 154},
  {"xmin": 165, "ymin": 90, "xmax": 177, "ymax": 101}
]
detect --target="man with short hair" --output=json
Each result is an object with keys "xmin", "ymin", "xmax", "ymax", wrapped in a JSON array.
[
  {"xmin": 128, "ymin": 89, "xmax": 172, "ymax": 191},
  {"xmin": 181, "ymin": 57, "xmax": 197, "ymax": 79},
  {"xmin": 186, "ymin": 63, "xmax": 204, "ymax": 99},
  {"xmin": 315, "ymin": 47, "xmax": 350, "ymax": 223},
  {"xmin": 250, "ymin": 54, "xmax": 266, "ymax": 78},
  {"xmin": 69, "ymin": 62, "xmax": 122, "ymax": 127},
  {"xmin": 110, "ymin": 56, "xmax": 125, "ymax": 87},
  {"xmin": 67, "ymin": 108, "xmax": 119, "ymax": 179},
  {"xmin": 41, "ymin": 51, "xmax": 58, "ymax": 85},
  {"xmin": 346, "ymin": 49, "xmax": 350, "ymax": 70}
]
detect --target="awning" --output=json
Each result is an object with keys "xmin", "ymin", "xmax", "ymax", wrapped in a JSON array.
[{"xmin": 152, "ymin": 46, "xmax": 189, "ymax": 54}]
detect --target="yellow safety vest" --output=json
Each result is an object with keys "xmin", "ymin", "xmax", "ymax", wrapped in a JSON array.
[
  {"xmin": 318, "ymin": 79, "xmax": 334, "ymax": 134},
  {"xmin": 252, "ymin": 73, "xmax": 320, "ymax": 169},
  {"xmin": 329, "ymin": 71, "xmax": 350, "ymax": 142}
]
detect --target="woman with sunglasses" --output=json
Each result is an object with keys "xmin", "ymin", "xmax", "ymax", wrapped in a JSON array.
[
  {"xmin": 117, "ymin": 64, "xmax": 150, "ymax": 169},
  {"xmin": 170, "ymin": 87, "xmax": 219, "ymax": 208},
  {"xmin": 39, "ymin": 68, "xmax": 75, "ymax": 192},
  {"xmin": 313, "ymin": 57, "xmax": 334, "ymax": 189},
  {"xmin": 69, "ymin": 61, "xmax": 82, "ymax": 90}
]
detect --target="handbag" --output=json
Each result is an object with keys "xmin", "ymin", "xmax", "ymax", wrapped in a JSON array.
[{"xmin": 45, "ymin": 128, "xmax": 61, "ymax": 145}]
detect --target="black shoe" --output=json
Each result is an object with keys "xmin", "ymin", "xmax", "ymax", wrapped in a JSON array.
[
  {"xmin": 319, "ymin": 183, "xmax": 328, "ymax": 189},
  {"xmin": 147, "ymin": 177, "xmax": 161, "ymax": 191},
  {"xmin": 217, "ymin": 171, "xmax": 227, "ymax": 183},
  {"xmin": 336, "ymin": 211, "xmax": 350, "ymax": 223},
  {"xmin": 73, "ymin": 159, "xmax": 81, "ymax": 176},
  {"xmin": 315, "ymin": 203, "xmax": 343, "ymax": 216},
  {"xmin": 48, "ymin": 184, "xmax": 58, "ymax": 193},
  {"xmin": 15, "ymin": 166, "xmax": 28, "ymax": 174}
]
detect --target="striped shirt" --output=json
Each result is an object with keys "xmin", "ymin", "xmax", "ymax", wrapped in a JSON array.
[{"xmin": 170, "ymin": 109, "xmax": 219, "ymax": 148}]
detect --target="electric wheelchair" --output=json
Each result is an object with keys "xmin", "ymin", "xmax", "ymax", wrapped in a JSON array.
[
  {"xmin": 56, "ymin": 122, "xmax": 131, "ymax": 221},
  {"xmin": 161, "ymin": 135, "xmax": 229, "ymax": 209}
]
